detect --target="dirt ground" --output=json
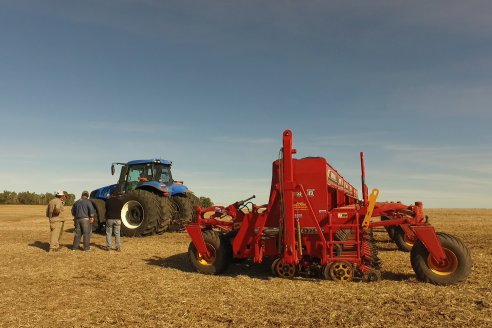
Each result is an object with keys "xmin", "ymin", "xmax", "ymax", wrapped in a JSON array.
[{"xmin": 0, "ymin": 206, "xmax": 490, "ymax": 328}]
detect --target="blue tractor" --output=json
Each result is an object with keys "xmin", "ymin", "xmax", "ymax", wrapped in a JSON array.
[{"xmin": 89, "ymin": 159, "xmax": 198, "ymax": 237}]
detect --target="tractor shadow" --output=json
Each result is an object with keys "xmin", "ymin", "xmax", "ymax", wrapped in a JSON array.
[{"xmin": 145, "ymin": 253, "xmax": 274, "ymax": 280}]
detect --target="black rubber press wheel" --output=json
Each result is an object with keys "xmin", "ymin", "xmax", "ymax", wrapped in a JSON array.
[
  {"xmin": 410, "ymin": 232, "xmax": 472, "ymax": 285},
  {"xmin": 188, "ymin": 230, "xmax": 231, "ymax": 274}
]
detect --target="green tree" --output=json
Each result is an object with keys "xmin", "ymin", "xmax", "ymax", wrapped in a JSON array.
[
  {"xmin": 17, "ymin": 191, "xmax": 38, "ymax": 205},
  {"xmin": 199, "ymin": 196, "xmax": 213, "ymax": 208},
  {"xmin": 64, "ymin": 193, "xmax": 76, "ymax": 206},
  {"xmin": 0, "ymin": 191, "xmax": 18, "ymax": 204}
]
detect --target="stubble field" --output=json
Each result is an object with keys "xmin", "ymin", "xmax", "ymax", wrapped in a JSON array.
[{"xmin": 0, "ymin": 205, "xmax": 491, "ymax": 328}]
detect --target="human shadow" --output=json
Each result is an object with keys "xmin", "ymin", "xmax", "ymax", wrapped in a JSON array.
[
  {"xmin": 29, "ymin": 241, "xmax": 50, "ymax": 252},
  {"xmin": 145, "ymin": 253, "xmax": 274, "ymax": 280}
]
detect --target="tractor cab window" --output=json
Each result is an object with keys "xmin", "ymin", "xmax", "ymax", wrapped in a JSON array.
[
  {"xmin": 127, "ymin": 164, "xmax": 152, "ymax": 190},
  {"xmin": 155, "ymin": 165, "xmax": 172, "ymax": 185}
]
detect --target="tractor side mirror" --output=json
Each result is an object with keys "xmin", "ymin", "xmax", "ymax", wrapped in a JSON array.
[{"xmin": 111, "ymin": 164, "xmax": 115, "ymax": 176}]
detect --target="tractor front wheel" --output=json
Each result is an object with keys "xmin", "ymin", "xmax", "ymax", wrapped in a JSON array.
[
  {"xmin": 188, "ymin": 230, "xmax": 231, "ymax": 274},
  {"xmin": 410, "ymin": 232, "xmax": 472, "ymax": 285}
]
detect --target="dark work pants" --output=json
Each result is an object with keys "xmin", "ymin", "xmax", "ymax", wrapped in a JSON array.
[{"xmin": 73, "ymin": 218, "xmax": 91, "ymax": 250}]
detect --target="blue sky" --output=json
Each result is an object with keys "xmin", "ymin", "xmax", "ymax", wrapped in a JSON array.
[{"xmin": 1, "ymin": 0, "xmax": 491, "ymax": 208}]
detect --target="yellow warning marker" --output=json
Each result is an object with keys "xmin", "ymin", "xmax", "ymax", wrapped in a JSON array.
[{"xmin": 362, "ymin": 188, "xmax": 379, "ymax": 231}]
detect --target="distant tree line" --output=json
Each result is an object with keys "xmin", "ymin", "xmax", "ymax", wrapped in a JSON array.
[
  {"xmin": 0, "ymin": 190, "xmax": 214, "ymax": 208},
  {"xmin": 0, "ymin": 191, "xmax": 76, "ymax": 206}
]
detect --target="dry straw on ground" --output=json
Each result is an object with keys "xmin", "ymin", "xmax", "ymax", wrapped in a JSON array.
[{"xmin": 0, "ymin": 206, "xmax": 491, "ymax": 327}]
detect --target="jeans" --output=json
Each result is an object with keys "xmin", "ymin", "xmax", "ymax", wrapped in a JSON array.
[
  {"xmin": 106, "ymin": 219, "xmax": 121, "ymax": 249},
  {"xmin": 73, "ymin": 218, "xmax": 91, "ymax": 250}
]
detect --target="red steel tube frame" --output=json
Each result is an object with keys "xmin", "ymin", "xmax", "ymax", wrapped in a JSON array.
[{"xmin": 281, "ymin": 129, "xmax": 298, "ymax": 265}]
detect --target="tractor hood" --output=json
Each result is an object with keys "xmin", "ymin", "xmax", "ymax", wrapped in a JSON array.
[
  {"xmin": 90, "ymin": 184, "xmax": 117, "ymax": 200},
  {"xmin": 90, "ymin": 182, "xmax": 189, "ymax": 200},
  {"xmin": 138, "ymin": 181, "xmax": 189, "ymax": 196}
]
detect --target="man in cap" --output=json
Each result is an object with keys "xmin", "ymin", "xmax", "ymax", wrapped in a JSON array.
[
  {"xmin": 46, "ymin": 190, "xmax": 68, "ymax": 252},
  {"xmin": 71, "ymin": 191, "xmax": 96, "ymax": 252}
]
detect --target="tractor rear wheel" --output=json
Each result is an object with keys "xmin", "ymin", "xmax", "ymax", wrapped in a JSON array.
[
  {"xmin": 170, "ymin": 194, "xmax": 194, "ymax": 231},
  {"xmin": 188, "ymin": 193, "xmax": 200, "ymax": 222},
  {"xmin": 155, "ymin": 197, "xmax": 173, "ymax": 234},
  {"xmin": 90, "ymin": 199, "xmax": 106, "ymax": 233},
  {"xmin": 120, "ymin": 190, "xmax": 161, "ymax": 237},
  {"xmin": 188, "ymin": 230, "xmax": 231, "ymax": 274},
  {"xmin": 392, "ymin": 226, "xmax": 414, "ymax": 252},
  {"xmin": 410, "ymin": 232, "xmax": 472, "ymax": 285}
]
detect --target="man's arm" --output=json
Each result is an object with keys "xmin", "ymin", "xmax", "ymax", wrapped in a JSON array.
[
  {"xmin": 88, "ymin": 201, "xmax": 95, "ymax": 223},
  {"xmin": 54, "ymin": 200, "xmax": 64, "ymax": 215}
]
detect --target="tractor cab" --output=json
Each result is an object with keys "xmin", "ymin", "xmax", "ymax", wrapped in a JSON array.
[{"xmin": 113, "ymin": 159, "xmax": 174, "ymax": 193}]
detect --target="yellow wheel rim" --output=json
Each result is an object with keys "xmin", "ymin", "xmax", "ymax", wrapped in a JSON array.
[
  {"xmin": 403, "ymin": 233, "xmax": 415, "ymax": 248},
  {"xmin": 329, "ymin": 261, "xmax": 353, "ymax": 282},
  {"xmin": 273, "ymin": 259, "xmax": 297, "ymax": 278},
  {"xmin": 197, "ymin": 244, "xmax": 216, "ymax": 266},
  {"xmin": 428, "ymin": 248, "xmax": 459, "ymax": 275}
]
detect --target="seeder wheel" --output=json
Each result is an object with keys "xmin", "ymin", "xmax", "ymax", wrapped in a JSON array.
[
  {"xmin": 271, "ymin": 258, "xmax": 297, "ymax": 278},
  {"xmin": 391, "ymin": 226, "xmax": 414, "ymax": 252},
  {"xmin": 363, "ymin": 270, "xmax": 382, "ymax": 282},
  {"xmin": 323, "ymin": 261, "xmax": 354, "ymax": 282},
  {"xmin": 188, "ymin": 230, "xmax": 231, "ymax": 274},
  {"xmin": 410, "ymin": 232, "xmax": 472, "ymax": 285}
]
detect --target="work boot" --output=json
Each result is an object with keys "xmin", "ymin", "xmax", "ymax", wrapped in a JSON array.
[{"xmin": 115, "ymin": 247, "xmax": 121, "ymax": 252}]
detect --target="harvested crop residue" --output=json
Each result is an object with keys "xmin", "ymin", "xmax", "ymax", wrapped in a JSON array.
[{"xmin": 0, "ymin": 206, "xmax": 491, "ymax": 327}]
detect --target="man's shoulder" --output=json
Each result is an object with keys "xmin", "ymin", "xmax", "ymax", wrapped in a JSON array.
[
  {"xmin": 79, "ymin": 198, "xmax": 92, "ymax": 205},
  {"xmin": 49, "ymin": 198, "xmax": 62, "ymax": 205}
]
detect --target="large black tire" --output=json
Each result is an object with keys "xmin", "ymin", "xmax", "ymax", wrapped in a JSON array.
[
  {"xmin": 90, "ymin": 199, "xmax": 106, "ymax": 233},
  {"xmin": 120, "ymin": 190, "xmax": 161, "ymax": 237},
  {"xmin": 392, "ymin": 226, "xmax": 414, "ymax": 252},
  {"xmin": 188, "ymin": 230, "xmax": 232, "ymax": 274},
  {"xmin": 155, "ymin": 197, "xmax": 173, "ymax": 234},
  {"xmin": 381, "ymin": 216, "xmax": 396, "ymax": 240},
  {"xmin": 188, "ymin": 193, "xmax": 200, "ymax": 222},
  {"xmin": 170, "ymin": 194, "xmax": 194, "ymax": 231},
  {"xmin": 410, "ymin": 232, "xmax": 472, "ymax": 285}
]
